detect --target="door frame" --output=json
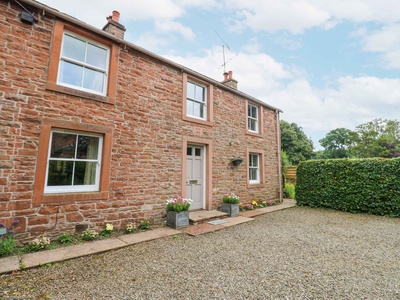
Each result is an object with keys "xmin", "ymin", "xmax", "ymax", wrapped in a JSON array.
[{"xmin": 182, "ymin": 136, "xmax": 212, "ymax": 210}]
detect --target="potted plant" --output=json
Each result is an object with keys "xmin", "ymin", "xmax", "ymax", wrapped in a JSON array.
[
  {"xmin": 221, "ymin": 192, "xmax": 240, "ymax": 217},
  {"xmin": 230, "ymin": 157, "xmax": 244, "ymax": 166},
  {"xmin": 166, "ymin": 196, "xmax": 192, "ymax": 229}
]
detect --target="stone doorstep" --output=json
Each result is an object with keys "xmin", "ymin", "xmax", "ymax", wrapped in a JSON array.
[
  {"xmin": 182, "ymin": 216, "xmax": 254, "ymax": 236},
  {"xmin": 189, "ymin": 210, "xmax": 228, "ymax": 224}
]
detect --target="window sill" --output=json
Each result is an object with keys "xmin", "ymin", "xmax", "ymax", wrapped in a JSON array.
[
  {"xmin": 46, "ymin": 82, "xmax": 114, "ymax": 104},
  {"xmin": 182, "ymin": 115, "xmax": 213, "ymax": 127},
  {"xmin": 34, "ymin": 190, "xmax": 109, "ymax": 204},
  {"xmin": 247, "ymin": 183, "xmax": 265, "ymax": 189},
  {"xmin": 246, "ymin": 130, "xmax": 263, "ymax": 138}
]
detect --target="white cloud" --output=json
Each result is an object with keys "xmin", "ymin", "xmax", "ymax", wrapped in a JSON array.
[
  {"xmin": 225, "ymin": 0, "xmax": 400, "ymax": 34},
  {"xmin": 361, "ymin": 23, "xmax": 400, "ymax": 68},
  {"xmin": 227, "ymin": 0, "xmax": 331, "ymax": 34},
  {"xmin": 310, "ymin": 0, "xmax": 400, "ymax": 24},
  {"xmin": 39, "ymin": 0, "xmax": 184, "ymax": 28},
  {"xmin": 155, "ymin": 20, "xmax": 195, "ymax": 41},
  {"xmin": 134, "ymin": 33, "xmax": 168, "ymax": 52},
  {"xmin": 274, "ymin": 34, "xmax": 303, "ymax": 51}
]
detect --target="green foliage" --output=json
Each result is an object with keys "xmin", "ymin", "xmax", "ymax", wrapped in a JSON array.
[
  {"xmin": 0, "ymin": 236, "xmax": 16, "ymax": 257},
  {"xmin": 222, "ymin": 192, "xmax": 240, "ymax": 204},
  {"xmin": 166, "ymin": 197, "xmax": 192, "ymax": 212},
  {"xmin": 319, "ymin": 128, "xmax": 357, "ymax": 158},
  {"xmin": 23, "ymin": 236, "xmax": 52, "ymax": 253},
  {"xmin": 280, "ymin": 120, "xmax": 314, "ymax": 165},
  {"xmin": 124, "ymin": 222, "xmax": 137, "ymax": 234},
  {"xmin": 296, "ymin": 158, "xmax": 400, "ymax": 217},
  {"xmin": 81, "ymin": 229, "xmax": 99, "ymax": 241},
  {"xmin": 319, "ymin": 119, "xmax": 400, "ymax": 159},
  {"xmin": 284, "ymin": 183, "xmax": 295, "ymax": 199},
  {"xmin": 139, "ymin": 219, "xmax": 150, "ymax": 230},
  {"xmin": 281, "ymin": 150, "xmax": 291, "ymax": 172},
  {"xmin": 57, "ymin": 233, "xmax": 74, "ymax": 245},
  {"xmin": 353, "ymin": 118, "xmax": 400, "ymax": 158}
]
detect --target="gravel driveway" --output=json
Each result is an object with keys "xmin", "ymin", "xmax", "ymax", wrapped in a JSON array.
[{"xmin": 2, "ymin": 206, "xmax": 400, "ymax": 299}]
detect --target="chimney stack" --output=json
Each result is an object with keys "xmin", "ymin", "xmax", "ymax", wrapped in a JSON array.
[
  {"xmin": 221, "ymin": 70, "xmax": 238, "ymax": 89},
  {"xmin": 102, "ymin": 10, "xmax": 126, "ymax": 39}
]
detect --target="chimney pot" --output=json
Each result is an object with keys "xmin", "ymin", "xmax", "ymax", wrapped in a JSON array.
[
  {"xmin": 103, "ymin": 10, "xmax": 126, "ymax": 39},
  {"xmin": 221, "ymin": 70, "xmax": 238, "ymax": 89},
  {"xmin": 112, "ymin": 11, "xmax": 120, "ymax": 22}
]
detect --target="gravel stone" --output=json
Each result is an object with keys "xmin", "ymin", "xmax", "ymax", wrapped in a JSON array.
[{"xmin": 1, "ymin": 206, "xmax": 399, "ymax": 299}]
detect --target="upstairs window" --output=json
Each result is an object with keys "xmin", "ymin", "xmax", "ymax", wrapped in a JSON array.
[
  {"xmin": 45, "ymin": 130, "xmax": 103, "ymax": 194},
  {"xmin": 47, "ymin": 20, "xmax": 118, "ymax": 103},
  {"xmin": 58, "ymin": 32, "xmax": 109, "ymax": 95},
  {"xmin": 182, "ymin": 74, "xmax": 213, "ymax": 126},
  {"xmin": 248, "ymin": 104, "xmax": 258, "ymax": 133},
  {"xmin": 186, "ymin": 81, "xmax": 207, "ymax": 120}
]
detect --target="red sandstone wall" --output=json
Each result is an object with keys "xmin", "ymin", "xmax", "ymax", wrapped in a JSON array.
[{"xmin": 0, "ymin": 0, "xmax": 280, "ymax": 240}]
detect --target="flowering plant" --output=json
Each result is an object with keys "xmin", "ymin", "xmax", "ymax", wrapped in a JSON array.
[
  {"xmin": 125, "ymin": 222, "xmax": 137, "ymax": 234},
  {"xmin": 101, "ymin": 223, "xmax": 113, "ymax": 237},
  {"xmin": 81, "ymin": 229, "xmax": 99, "ymax": 241},
  {"xmin": 239, "ymin": 199, "xmax": 278, "ymax": 211},
  {"xmin": 222, "ymin": 192, "xmax": 240, "ymax": 204},
  {"xmin": 166, "ymin": 197, "xmax": 192, "ymax": 212},
  {"xmin": 23, "ymin": 236, "xmax": 51, "ymax": 252}
]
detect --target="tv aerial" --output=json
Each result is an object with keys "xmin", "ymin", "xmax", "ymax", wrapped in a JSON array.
[{"xmin": 215, "ymin": 31, "xmax": 238, "ymax": 73}]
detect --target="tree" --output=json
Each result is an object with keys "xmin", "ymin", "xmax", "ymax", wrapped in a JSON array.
[
  {"xmin": 318, "ymin": 128, "xmax": 358, "ymax": 158},
  {"xmin": 352, "ymin": 118, "xmax": 400, "ymax": 158},
  {"xmin": 280, "ymin": 120, "xmax": 314, "ymax": 165}
]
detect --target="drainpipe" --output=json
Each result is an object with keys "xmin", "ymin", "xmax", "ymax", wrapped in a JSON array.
[{"xmin": 276, "ymin": 110, "xmax": 283, "ymax": 203}]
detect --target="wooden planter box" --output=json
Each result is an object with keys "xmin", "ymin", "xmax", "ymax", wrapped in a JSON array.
[
  {"xmin": 166, "ymin": 211, "xmax": 189, "ymax": 229},
  {"xmin": 221, "ymin": 203, "xmax": 240, "ymax": 217}
]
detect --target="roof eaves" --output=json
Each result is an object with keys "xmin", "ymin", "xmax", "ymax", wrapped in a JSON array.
[{"xmin": 21, "ymin": 0, "xmax": 283, "ymax": 113}]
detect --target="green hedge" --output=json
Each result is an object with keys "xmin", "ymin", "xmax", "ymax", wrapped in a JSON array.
[{"xmin": 296, "ymin": 158, "xmax": 400, "ymax": 217}]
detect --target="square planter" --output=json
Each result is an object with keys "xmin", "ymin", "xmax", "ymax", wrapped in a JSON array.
[
  {"xmin": 167, "ymin": 211, "xmax": 189, "ymax": 229},
  {"xmin": 221, "ymin": 203, "xmax": 240, "ymax": 217}
]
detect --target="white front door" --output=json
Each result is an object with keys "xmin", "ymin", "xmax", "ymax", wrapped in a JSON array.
[{"xmin": 186, "ymin": 145, "xmax": 204, "ymax": 210}]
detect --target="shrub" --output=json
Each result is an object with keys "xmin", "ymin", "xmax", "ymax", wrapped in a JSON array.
[
  {"xmin": 57, "ymin": 233, "xmax": 74, "ymax": 245},
  {"xmin": 284, "ymin": 183, "xmax": 295, "ymax": 199},
  {"xmin": 139, "ymin": 219, "xmax": 150, "ymax": 230},
  {"xmin": 23, "ymin": 236, "xmax": 51, "ymax": 253},
  {"xmin": 296, "ymin": 158, "xmax": 400, "ymax": 217},
  {"xmin": 124, "ymin": 222, "xmax": 137, "ymax": 234},
  {"xmin": 0, "ymin": 236, "xmax": 16, "ymax": 257},
  {"xmin": 81, "ymin": 229, "xmax": 99, "ymax": 241},
  {"xmin": 0, "ymin": 220, "xmax": 19, "ymax": 257},
  {"xmin": 101, "ymin": 224, "xmax": 113, "ymax": 237}
]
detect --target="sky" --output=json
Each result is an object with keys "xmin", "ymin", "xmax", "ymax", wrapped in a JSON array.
[{"xmin": 38, "ymin": 0, "xmax": 400, "ymax": 150}]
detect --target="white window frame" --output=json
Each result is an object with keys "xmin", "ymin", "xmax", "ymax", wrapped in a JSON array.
[
  {"xmin": 57, "ymin": 31, "xmax": 110, "ymax": 96},
  {"xmin": 186, "ymin": 81, "xmax": 207, "ymax": 120},
  {"xmin": 249, "ymin": 153, "xmax": 260, "ymax": 184},
  {"xmin": 248, "ymin": 104, "xmax": 259, "ymax": 133},
  {"xmin": 44, "ymin": 129, "xmax": 103, "ymax": 194}
]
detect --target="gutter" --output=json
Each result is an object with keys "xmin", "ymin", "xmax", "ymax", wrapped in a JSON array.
[{"xmin": 19, "ymin": 0, "xmax": 282, "ymax": 113}]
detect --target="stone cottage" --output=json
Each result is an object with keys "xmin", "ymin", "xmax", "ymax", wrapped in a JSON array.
[{"xmin": 0, "ymin": 0, "xmax": 283, "ymax": 240}]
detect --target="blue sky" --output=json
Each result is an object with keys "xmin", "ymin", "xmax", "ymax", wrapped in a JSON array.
[{"xmin": 39, "ymin": 0, "xmax": 400, "ymax": 150}]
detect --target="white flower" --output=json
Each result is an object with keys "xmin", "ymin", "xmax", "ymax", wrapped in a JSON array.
[{"xmin": 105, "ymin": 224, "xmax": 113, "ymax": 231}]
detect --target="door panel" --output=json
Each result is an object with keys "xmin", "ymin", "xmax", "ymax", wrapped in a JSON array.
[{"xmin": 186, "ymin": 145, "xmax": 204, "ymax": 210}]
